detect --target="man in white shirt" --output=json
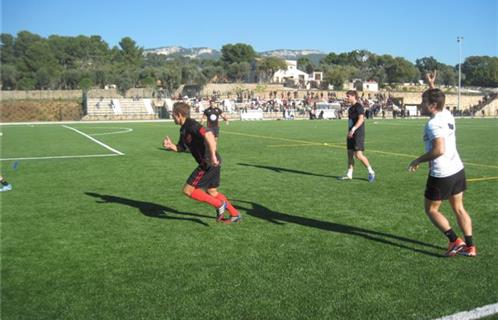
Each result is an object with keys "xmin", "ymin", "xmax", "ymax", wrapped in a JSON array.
[{"xmin": 408, "ymin": 71, "xmax": 476, "ymax": 257}]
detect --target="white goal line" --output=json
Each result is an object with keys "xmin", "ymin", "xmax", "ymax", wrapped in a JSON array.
[{"xmin": 434, "ymin": 302, "xmax": 498, "ymax": 320}]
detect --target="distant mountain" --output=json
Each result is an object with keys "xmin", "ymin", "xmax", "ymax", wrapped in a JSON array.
[
  {"xmin": 259, "ymin": 49, "xmax": 325, "ymax": 59},
  {"xmin": 144, "ymin": 46, "xmax": 327, "ymax": 62},
  {"xmin": 144, "ymin": 46, "xmax": 221, "ymax": 60}
]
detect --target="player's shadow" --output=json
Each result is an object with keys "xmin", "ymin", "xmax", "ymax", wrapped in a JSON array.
[
  {"xmin": 235, "ymin": 200, "xmax": 445, "ymax": 257},
  {"xmin": 85, "ymin": 192, "xmax": 210, "ymax": 226},
  {"xmin": 237, "ymin": 163, "xmax": 367, "ymax": 181}
]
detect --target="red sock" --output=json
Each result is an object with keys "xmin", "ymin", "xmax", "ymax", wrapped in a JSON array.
[
  {"xmin": 215, "ymin": 193, "xmax": 239, "ymax": 217},
  {"xmin": 190, "ymin": 189, "xmax": 223, "ymax": 208}
]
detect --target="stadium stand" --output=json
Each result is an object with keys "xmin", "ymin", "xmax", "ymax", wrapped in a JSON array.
[{"xmin": 84, "ymin": 98, "xmax": 158, "ymax": 120}]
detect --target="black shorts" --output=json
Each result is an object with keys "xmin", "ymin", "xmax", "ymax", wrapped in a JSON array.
[
  {"xmin": 347, "ymin": 133, "xmax": 365, "ymax": 151},
  {"xmin": 425, "ymin": 169, "xmax": 467, "ymax": 201},
  {"xmin": 207, "ymin": 126, "xmax": 220, "ymax": 137},
  {"xmin": 186, "ymin": 165, "xmax": 221, "ymax": 189}
]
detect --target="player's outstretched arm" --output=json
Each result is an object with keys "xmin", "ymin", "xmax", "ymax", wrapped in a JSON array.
[{"xmin": 163, "ymin": 136, "xmax": 178, "ymax": 152}]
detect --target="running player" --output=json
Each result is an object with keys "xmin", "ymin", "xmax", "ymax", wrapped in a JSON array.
[
  {"xmin": 163, "ymin": 102, "xmax": 240, "ymax": 223},
  {"xmin": 408, "ymin": 71, "xmax": 476, "ymax": 257}
]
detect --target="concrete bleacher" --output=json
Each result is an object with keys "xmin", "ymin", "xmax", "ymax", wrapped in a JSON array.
[{"xmin": 84, "ymin": 98, "xmax": 158, "ymax": 120}]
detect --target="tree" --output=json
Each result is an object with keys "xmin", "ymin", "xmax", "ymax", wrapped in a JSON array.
[
  {"xmin": 415, "ymin": 56, "xmax": 457, "ymax": 86},
  {"xmin": 415, "ymin": 56, "xmax": 439, "ymax": 76},
  {"xmin": 297, "ymin": 57, "xmax": 314, "ymax": 73},
  {"xmin": 257, "ymin": 57, "xmax": 286, "ymax": 82},
  {"xmin": 462, "ymin": 56, "xmax": 498, "ymax": 87},
  {"xmin": 201, "ymin": 65, "xmax": 225, "ymax": 83},
  {"xmin": 14, "ymin": 31, "xmax": 44, "ymax": 72},
  {"xmin": 35, "ymin": 67, "xmax": 58, "ymax": 89},
  {"xmin": 159, "ymin": 66, "xmax": 181, "ymax": 94},
  {"xmin": 117, "ymin": 37, "xmax": 143, "ymax": 67},
  {"xmin": 323, "ymin": 65, "xmax": 357, "ymax": 90},
  {"xmin": 79, "ymin": 77, "xmax": 93, "ymax": 91},
  {"xmin": 1, "ymin": 64, "xmax": 18, "ymax": 89},
  {"xmin": 385, "ymin": 57, "xmax": 419, "ymax": 84},
  {"xmin": 115, "ymin": 71, "xmax": 135, "ymax": 94},
  {"xmin": 17, "ymin": 77, "xmax": 36, "ymax": 90},
  {"xmin": 437, "ymin": 65, "xmax": 458, "ymax": 86},
  {"xmin": 221, "ymin": 43, "xmax": 256, "ymax": 65},
  {"xmin": 227, "ymin": 62, "xmax": 251, "ymax": 82},
  {"xmin": 0, "ymin": 33, "xmax": 16, "ymax": 64}
]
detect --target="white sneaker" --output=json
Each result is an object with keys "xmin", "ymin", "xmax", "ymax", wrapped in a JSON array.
[
  {"xmin": 0, "ymin": 184, "xmax": 12, "ymax": 192},
  {"xmin": 368, "ymin": 172, "xmax": 376, "ymax": 183},
  {"xmin": 338, "ymin": 175, "xmax": 352, "ymax": 180}
]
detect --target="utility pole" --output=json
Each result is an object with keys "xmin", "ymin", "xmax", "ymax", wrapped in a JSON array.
[{"xmin": 457, "ymin": 36, "xmax": 463, "ymax": 110}]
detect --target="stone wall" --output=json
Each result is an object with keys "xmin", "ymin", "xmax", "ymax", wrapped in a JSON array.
[
  {"xmin": 86, "ymin": 88, "xmax": 154, "ymax": 99},
  {"xmin": 0, "ymin": 99, "xmax": 83, "ymax": 122},
  {"xmin": 0, "ymin": 90, "xmax": 82, "ymax": 100},
  {"xmin": 0, "ymin": 88, "xmax": 156, "ymax": 100},
  {"xmin": 482, "ymin": 99, "xmax": 498, "ymax": 116},
  {"xmin": 388, "ymin": 91, "xmax": 482, "ymax": 108}
]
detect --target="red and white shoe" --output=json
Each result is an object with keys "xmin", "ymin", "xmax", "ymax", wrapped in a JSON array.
[
  {"xmin": 445, "ymin": 238, "xmax": 465, "ymax": 257},
  {"xmin": 459, "ymin": 245, "xmax": 477, "ymax": 257},
  {"xmin": 223, "ymin": 215, "xmax": 242, "ymax": 224}
]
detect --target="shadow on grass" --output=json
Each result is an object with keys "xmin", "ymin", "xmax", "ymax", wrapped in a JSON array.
[
  {"xmin": 235, "ymin": 199, "xmax": 445, "ymax": 258},
  {"xmin": 237, "ymin": 163, "xmax": 368, "ymax": 181},
  {"xmin": 85, "ymin": 192, "xmax": 210, "ymax": 227}
]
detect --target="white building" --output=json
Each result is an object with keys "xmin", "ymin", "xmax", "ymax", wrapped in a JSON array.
[
  {"xmin": 272, "ymin": 60, "xmax": 309, "ymax": 86},
  {"xmin": 346, "ymin": 79, "xmax": 379, "ymax": 92},
  {"xmin": 363, "ymin": 80, "xmax": 378, "ymax": 92}
]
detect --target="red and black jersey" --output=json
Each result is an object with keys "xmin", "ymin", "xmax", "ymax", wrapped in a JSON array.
[
  {"xmin": 203, "ymin": 107, "xmax": 223, "ymax": 128},
  {"xmin": 177, "ymin": 118, "xmax": 220, "ymax": 168}
]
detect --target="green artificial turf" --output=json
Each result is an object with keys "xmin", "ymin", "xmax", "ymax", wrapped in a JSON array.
[{"xmin": 1, "ymin": 118, "xmax": 497, "ymax": 319}]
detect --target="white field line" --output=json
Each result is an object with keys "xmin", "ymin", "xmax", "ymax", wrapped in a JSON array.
[
  {"xmin": 62, "ymin": 125, "xmax": 124, "ymax": 155},
  {"xmin": 87, "ymin": 127, "xmax": 133, "ymax": 136},
  {"xmin": 434, "ymin": 302, "xmax": 498, "ymax": 320},
  {"xmin": 0, "ymin": 154, "xmax": 119, "ymax": 161}
]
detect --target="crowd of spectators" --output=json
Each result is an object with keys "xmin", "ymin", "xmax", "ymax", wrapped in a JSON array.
[{"xmin": 165, "ymin": 89, "xmax": 497, "ymax": 119}]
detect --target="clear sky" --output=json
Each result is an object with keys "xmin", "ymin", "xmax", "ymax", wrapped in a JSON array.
[{"xmin": 1, "ymin": 0, "xmax": 497, "ymax": 65}]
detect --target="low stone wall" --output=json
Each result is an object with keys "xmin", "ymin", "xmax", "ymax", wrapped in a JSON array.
[
  {"xmin": 201, "ymin": 83, "xmax": 287, "ymax": 97},
  {"xmin": 86, "ymin": 88, "xmax": 155, "ymax": 99},
  {"xmin": 0, "ymin": 90, "xmax": 82, "ymax": 101},
  {"xmin": 0, "ymin": 99, "xmax": 83, "ymax": 122},
  {"xmin": 389, "ymin": 91, "xmax": 482, "ymax": 108},
  {"xmin": 482, "ymin": 99, "xmax": 498, "ymax": 116}
]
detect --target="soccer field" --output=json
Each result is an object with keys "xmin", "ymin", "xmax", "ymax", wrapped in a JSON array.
[{"xmin": 1, "ymin": 119, "xmax": 497, "ymax": 320}]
